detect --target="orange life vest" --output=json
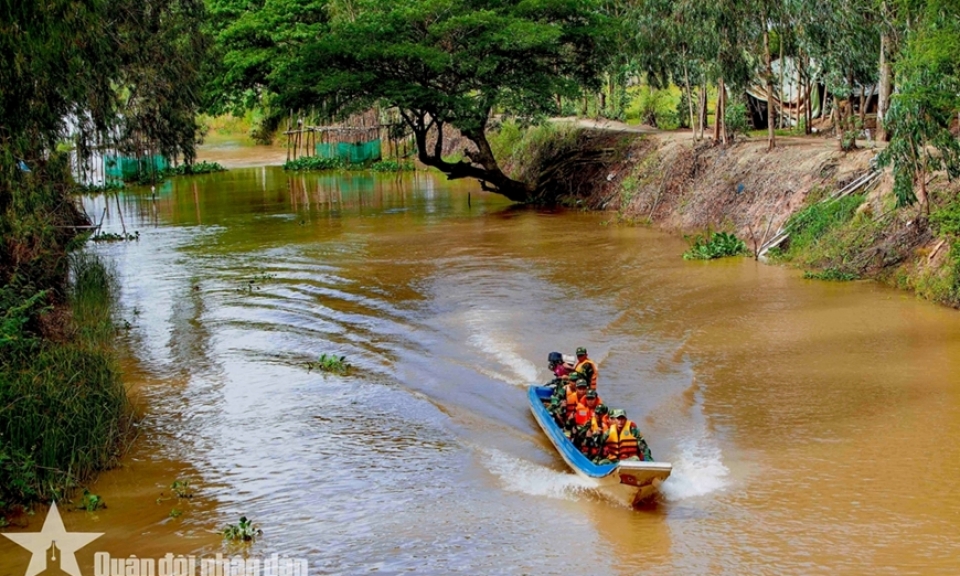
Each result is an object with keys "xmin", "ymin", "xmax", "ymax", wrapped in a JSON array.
[
  {"xmin": 574, "ymin": 400, "xmax": 604, "ymax": 427},
  {"xmin": 575, "ymin": 358, "xmax": 599, "ymax": 389},
  {"xmin": 565, "ymin": 390, "xmax": 579, "ymax": 421},
  {"xmin": 603, "ymin": 421, "xmax": 641, "ymax": 462},
  {"xmin": 593, "ymin": 413, "xmax": 610, "ymax": 433},
  {"xmin": 574, "ymin": 403, "xmax": 593, "ymax": 427}
]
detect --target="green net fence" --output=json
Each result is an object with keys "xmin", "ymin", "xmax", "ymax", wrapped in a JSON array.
[
  {"xmin": 104, "ymin": 154, "xmax": 168, "ymax": 180},
  {"xmin": 315, "ymin": 140, "xmax": 382, "ymax": 163}
]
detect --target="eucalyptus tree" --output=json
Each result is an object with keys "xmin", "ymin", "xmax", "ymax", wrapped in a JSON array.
[
  {"xmin": 878, "ymin": 0, "xmax": 960, "ymax": 213},
  {"xmin": 792, "ymin": 0, "xmax": 881, "ymax": 147}
]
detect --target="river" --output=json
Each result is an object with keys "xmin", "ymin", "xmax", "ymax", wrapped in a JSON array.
[{"xmin": 2, "ymin": 166, "xmax": 960, "ymax": 575}]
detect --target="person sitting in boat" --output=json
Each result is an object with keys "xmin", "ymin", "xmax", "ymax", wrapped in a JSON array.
[
  {"xmin": 547, "ymin": 351, "xmax": 572, "ymax": 383},
  {"xmin": 597, "ymin": 409, "xmax": 653, "ymax": 463},
  {"xmin": 574, "ymin": 390, "xmax": 604, "ymax": 429},
  {"xmin": 592, "ymin": 403, "xmax": 611, "ymax": 433},
  {"xmin": 548, "ymin": 370, "xmax": 581, "ymax": 424},
  {"xmin": 564, "ymin": 379, "xmax": 591, "ymax": 432},
  {"xmin": 574, "ymin": 347, "xmax": 599, "ymax": 390},
  {"xmin": 572, "ymin": 390, "xmax": 604, "ymax": 453}
]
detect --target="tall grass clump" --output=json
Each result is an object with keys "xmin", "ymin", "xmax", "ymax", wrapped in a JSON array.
[
  {"xmin": 778, "ymin": 194, "xmax": 866, "ymax": 262},
  {"xmin": 0, "ymin": 251, "xmax": 132, "ymax": 508},
  {"xmin": 488, "ymin": 120, "xmax": 580, "ymax": 182}
]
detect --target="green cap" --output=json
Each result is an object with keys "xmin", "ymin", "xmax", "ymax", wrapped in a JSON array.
[
  {"xmin": 585, "ymin": 390, "xmax": 598, "ymax": 399},
  {"xmin": 595, "ymin": 404, "xmax": 608, "ymax": 415},
  {"xmin": 575, "ymin": 380, "xmax": 588, "ymax": 388},
  {"xmin": 567, "ymin": 372, "xmax": 583, "ymax": 381},
  {"xmin": 576, "ymin": 347, "xmax": 587, "ymax": 355},
  {"xmin": 611, "ymin": 409, "xmax": 626, "ymax": 419}
]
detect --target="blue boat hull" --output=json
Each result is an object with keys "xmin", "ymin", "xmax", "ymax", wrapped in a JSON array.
[{"xmin": 527, "ymin": 385, "xmax": 672, "ymax": 504}]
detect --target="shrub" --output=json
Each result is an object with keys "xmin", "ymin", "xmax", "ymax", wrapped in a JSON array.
[
  {"xmin": 683, "ymin": 231, "xmax": 748, "ymax": 260},
  {"xmin": 724, "ymin": 102, "xmax": 750, "ymax": 140}
]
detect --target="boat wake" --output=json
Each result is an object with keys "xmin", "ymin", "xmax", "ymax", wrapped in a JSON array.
[
  {"xmin": 659, "ymin": 436, "xmax": 730, "ymax": 501},
  {"xmin": 463, "ymin": 309, "xmax": 540, "ymax": 386},
  {"xmin": 481, "ymin": 448, "xmax": 598, "ymax": 501}
]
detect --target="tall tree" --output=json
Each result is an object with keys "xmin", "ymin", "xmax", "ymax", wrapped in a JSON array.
[
  {"xmin": 878, "ymin": 0, "xmax": 960, "ymax": 214},
  {"xmin": 213, "ymin": 0, "xmax": 611, "ymax": 202}
]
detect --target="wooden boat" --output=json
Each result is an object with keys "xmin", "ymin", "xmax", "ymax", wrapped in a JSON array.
[{"xmin": 528, "ymin": 385, "xmax": 672, "ymax": 505}]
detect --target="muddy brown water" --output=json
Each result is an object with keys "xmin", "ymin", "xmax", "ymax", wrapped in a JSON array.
[{"xmin": 2, "ymin": 166, "xmax": 960, "ymax": 576}]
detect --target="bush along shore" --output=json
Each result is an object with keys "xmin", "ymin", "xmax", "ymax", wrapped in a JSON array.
[{"xmin": 1, "ymin": 157, "xmax": 134, "ymax": 517}]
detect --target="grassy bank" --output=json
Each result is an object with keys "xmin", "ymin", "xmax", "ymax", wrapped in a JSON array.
[
  {"xmin": 770, "ymin": 185, "xmax": 960, "ymax": 307},
  {"xmin": 593, "ymin": 129, "xmax": 960, "ymax": 310},
  {"xmin": 1, "ymin": 158, "xmax": 132, "ymax": 514}
]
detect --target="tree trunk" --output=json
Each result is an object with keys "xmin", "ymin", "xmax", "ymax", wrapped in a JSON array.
[
  {"xmin": 778, "ymin": 24, "xmax": 785, "ymax": 130},
  {"xmin": 683, "ymin": 56, "xmax": 696, "ymax": 140},
  {"xmin": 764, "ymin": 27, "xmax": 776, "ymax": 149},
  {"xmin": 402, "ymin": 110, "xmax": 532, "ymax": 203},
  {"xmin": 721, "ymin": 79, "xmax": 728, "ymax": 145},
  {"xmin": 714, "ymin": 79, "xmax": 723, "ymax": 142},
  {"xmin": 878, "ymin": 30, "xmax": 892, "ymax": 142},
  {"xmin": 699, "ymin": 80, "xmax": 708, "ymax": 138}
]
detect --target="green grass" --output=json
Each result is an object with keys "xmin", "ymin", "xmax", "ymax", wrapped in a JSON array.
[
  {"xmin": 780, "ymin": 194, "xmax": 866, "ymax": 260},
  {"xmin": 803, "ymin": 268, "xmax": 860, "ymax": 281},
  {"xmin": 488, "ymin": 120, "xmax": 580, "ymax": 181},
  {"xmin": 0, "ymin": 252, "xmax": 132, "ymax": 510},
  {"xmin": 370, "ymin": 159, "xmax": 414, "ymax": 172}
]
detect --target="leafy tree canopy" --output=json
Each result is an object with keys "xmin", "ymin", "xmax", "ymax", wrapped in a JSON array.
[{"xmin": 211, "ymin": 0, "xmax": 613, "ymax": 201}]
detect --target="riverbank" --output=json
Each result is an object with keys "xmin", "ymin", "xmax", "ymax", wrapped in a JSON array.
[
  {"xmin": 0, "ymin": 158, "xmax": 135, "ymax": 518},
  {"xmin": 554, "ymin": 128, "xmax": 960, "ymax": 309}
]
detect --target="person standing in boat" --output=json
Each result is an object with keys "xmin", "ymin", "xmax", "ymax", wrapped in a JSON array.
[
  {"xmin": 574, "ymin": 347, "xmax": 599, "ymax": 390},
  {"xmin": 598, "ymin": 409, "xmax": 653, "ymax": 463}
]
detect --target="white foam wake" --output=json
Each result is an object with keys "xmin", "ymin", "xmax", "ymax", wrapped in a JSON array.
[
  {"xmin": 481, "ymin": 448, "xmax": 598, "ymax": 500},
  {"xmin": 659, "ymin": 436, "xmax": 730, "ymax": 501},
  {"xmin": 464, "ymin": 309, "xmax": 540, "ymax": 385}
]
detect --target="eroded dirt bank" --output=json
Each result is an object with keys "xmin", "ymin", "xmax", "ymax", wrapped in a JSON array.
[{"xmin": 574, "ymin": 130, "xmax": 960, "ymax": 308}]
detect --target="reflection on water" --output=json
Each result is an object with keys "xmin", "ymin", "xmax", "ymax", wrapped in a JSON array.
[{"xmin": 2, "ymin": 167, "xmax": 960, "ymax": 575}]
